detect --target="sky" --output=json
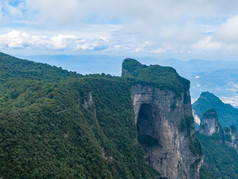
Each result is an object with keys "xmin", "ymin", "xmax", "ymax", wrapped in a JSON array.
[{"xmin": 1, "ymin": 0, "xmax": 238, "ymax": 60}]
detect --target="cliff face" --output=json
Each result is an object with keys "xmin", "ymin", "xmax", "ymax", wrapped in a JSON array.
[
  {"xmin": 224, "ymin": 126, "xmax": 238, "ymax": 151},
  {"xmin": 122, "ymin": 59, "xmax": 202, "ymax": 179},
  {"xmin": 199, "ymin": 109, "xmax": 221, "ymax": 136}
]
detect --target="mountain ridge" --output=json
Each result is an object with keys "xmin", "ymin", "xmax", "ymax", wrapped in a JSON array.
[{"xmin": 193, "ymin": 91, "xmax": 238, "ymax": 128}]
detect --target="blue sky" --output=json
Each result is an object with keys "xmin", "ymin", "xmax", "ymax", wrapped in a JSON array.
[{"xmin": 1, "ymin": 0, "xmax": 238, "ymax": 60}]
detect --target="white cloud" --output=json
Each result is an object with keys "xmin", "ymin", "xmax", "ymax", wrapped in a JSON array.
[
  {"xmin": 0, "ymin": 29, "xmax": 111, "ymax": 51},
  {"xmin": 195, "ymin": 76, "xmax": 199, "ymax": 79},
  {"xmin": 0, "ymin": 6, "xmax": 2, "ymax": 20},
  {"xmin": 150, "ymin": 48, "xmax": 167, "ymax": 54},
  {"xmin": 216, "ymin": 14, "xmax": 238, "ymax": 43},
  {"xmin": 221, "ymin": 96, "xmax": 238, "ymax": 107},
  {"xmin": 2, "ymin": 1, "xmax": 238, "ymax": 56},
  {"xmin": 25, "ymin": 0, "xmax": 82, "ymax": 25},
  {"xmin": 233, "ymin": 84, "xmax": 238, "ymax": 89},
  {"xmin": 193, "ymin": 111, "xmax": 200, "ymax": 125},
  {"xmin": 191, "ymin": 36, "xmax": 222, "ymax": 51}
]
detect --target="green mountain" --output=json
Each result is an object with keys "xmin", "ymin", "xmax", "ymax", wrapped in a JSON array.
[
  {"xmin": 192, "ymin": 91, "xmax": 238, "ymax": 128},
  {"xmin": 0, "ymin": 53, "xmax": 202, "ymax": 178},
  {"xmin": 122, "ymin": 58, "xmax": 190, "ymax": 96},
  {"xmin": 0, "ymin": 53, "xmax": 159, "ymax": 178},
  {"xmin": 198, "ymin": 108, "xmax": 238, "ymax": 179},
  {"xmin": 198, "ymin": 133, "xmax": 238, "ymax": 179}
]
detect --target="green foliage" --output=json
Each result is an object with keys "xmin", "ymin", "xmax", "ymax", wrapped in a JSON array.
[
  {"xmin": 224, "ymin": 134, "xmax": 232, "ymax": 142},
  {"xmin": 193, "ymin": 92, "xmax": 238, "ymax": 128},
  {"xmin": 0, "ymin": 54, "xmax": 158, "ymax": 178},
  {"xmin": 122, "ymin": 59, "xmax": 190, "ymax": 99},
  {"xmin": 189, "ymin": 138, "xmax": 203, "ymax": 157},
  {"xmin": 198, "ymin": 132, "xmax": 238, "ymax": 178},
  {"xmin": 180, "ymin": 116, "xmax": 195, "ymax": 136},
  {"xmin": 191, "ymin": 158, "xmax": 201, "ymax": 169},
  {"xmin": 122, "ymin": 58, "xmax": 146, "ymax": 74},
  {"xmin": 0, "ymin": 52, "xmax": 80, "ymax": 82},
  {"xmin": 230, "ymin": 125, "xmax": 237, "ymax": 134},
  {"xmin": 200, "ymin": 166, "xmax": 215, "ymax": 179}
]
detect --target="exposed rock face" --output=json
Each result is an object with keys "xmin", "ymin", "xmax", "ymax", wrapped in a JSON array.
[
  {"xmin": 131, "ymin": 85, "xmax": 201, "ymax": 179},
  {"xmin": 199, "ymin": 108, "xmax": 221, "ymax": 136},
  {"xmin": 224, "ymin": 126, "xmax": 238, "ymax": 151},
  {"xmin": 122, "ymin": 58, "xmax": 202, "ymax": 179}
]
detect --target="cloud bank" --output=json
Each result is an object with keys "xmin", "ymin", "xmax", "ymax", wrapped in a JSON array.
[{"xmin": 1, "ymin": 0, "xmax": 238, "ymax": 58}]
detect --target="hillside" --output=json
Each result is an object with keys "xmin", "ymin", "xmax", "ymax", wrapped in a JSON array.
[
  {"xmin": 0, "ymin": 52, "xmax": 80, "ymax": 82},
  {"xmin": 0, "ymin": 53, "xmax": 158, "ymax": 178},
  {"xmin": 0, "ymin": 54, "xmax": 203, "ymax": 178},
  {"xmin": 198, "ymin": 133, "xmax": 238, "ymax": 178},
  {"xmin": 193, "ymin": 92, "xmax": 238, "ymax": 128}
]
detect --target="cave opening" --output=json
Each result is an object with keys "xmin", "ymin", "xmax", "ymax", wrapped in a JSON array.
[{"xmin": 137, "ymin": 103, "xmax": 160, "ymax": 147}]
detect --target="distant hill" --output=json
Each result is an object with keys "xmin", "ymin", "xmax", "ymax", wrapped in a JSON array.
[{"xmin": 193, "ymin": 92, "xmax": 238, "ymax": 128}]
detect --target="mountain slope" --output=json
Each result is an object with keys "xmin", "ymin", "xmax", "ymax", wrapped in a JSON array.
[
  {"xmin": 193, "ymin": 92, "xmax": 238, "ymax": 128},
  {"xmin": 0, "ymin": 54, "xmax": 158, "ymax": 178},
  {"xmin": 0, "ymin": 54, "xmax": 202, "ymax": 178},
  {"xmin": 0, "ymin": 52, "xmax": 80, "ymax": 82},
  {"xmin": 198, "ymin": 109, "xmax": 238, "ymax": 178},
  {"xmin": 198, "ymin": 133, "xmax": 238, "ymax": 179}
]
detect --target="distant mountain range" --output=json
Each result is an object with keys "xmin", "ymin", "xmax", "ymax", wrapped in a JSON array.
[{"xmin": 193, "ymin": 92, "xmax": 238, "ymax": 128}]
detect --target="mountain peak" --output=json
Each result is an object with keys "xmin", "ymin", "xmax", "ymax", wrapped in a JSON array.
[
  {"xmin": 193, "ymin": 92, "xmax": 238, "ymax": 128},
  {"xmin": 122, "ymin": 58, "xmax": 145, "ymax": 75},
  {"xmin": 199, "ymin": 108, "xmax": 221, "ymax": 136},
  {"xmin": 200, "ymin": 92, "xmax": 221, "ymax": 102},
  {"xmin": 202, "ymin": 108, "xmax": 218, "ymax": 119},
  {"xmin": 121, "ymin": 58, "xmax": 190, "ymax": 95}
]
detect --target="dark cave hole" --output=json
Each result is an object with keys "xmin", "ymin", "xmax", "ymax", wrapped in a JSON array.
[{"xmin": 137, "ymin": 103, "xmax": 160, "ymax": 147}]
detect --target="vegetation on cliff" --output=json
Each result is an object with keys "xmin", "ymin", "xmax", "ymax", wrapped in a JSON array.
[
  {"xmin": 122, "ymin": 58, "xmax": 190, "ymax": 99},
  {"xmin": 0, "ymin": 53, "xmax": 159, "ymax": 178},
  {"xmin": 198, "ymin": 133, "xmax": 238, "ymax": 178}
]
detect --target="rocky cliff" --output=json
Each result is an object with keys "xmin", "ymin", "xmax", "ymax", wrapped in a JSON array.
[
  {"xmin": 224, "ymin": 125, "xmax": 238, "ymax": 151},
  {"xmin": 122, "ymin": 59, "xmax": 202, "ymax": 179},
  {"xmin": 199, "ymin": 108, "xmax": 221, "ymax": 136},
  {"xmin": 199, "ymin": 108, "xmax": 238, "ymax": 151}
]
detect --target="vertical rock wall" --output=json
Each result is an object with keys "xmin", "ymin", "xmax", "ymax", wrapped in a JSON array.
[{"xmin": 131, "ymin": 84, "xmax": 201, "ymax": 179}]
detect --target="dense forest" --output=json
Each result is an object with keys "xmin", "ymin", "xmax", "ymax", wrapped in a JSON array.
[
  {"xmin": 198, "ymin": 133, "xmax": 238, "ymax": 178},
  {"xmin": 0, "ymin": 52, "xmax": 222, "ymax": 178},
  {"xmin": 0, "ymin": 53, "xmax": 161, "ymax": 178}
]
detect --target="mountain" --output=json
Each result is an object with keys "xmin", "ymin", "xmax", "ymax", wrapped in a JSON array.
[
  {"xmin": 189, "ymin": 69, "xmax": 238, "ymax": 106},
  {"xmin": 199, "ymin": 108, "xmax": 222, "ymax": 136},
  {"xmin": 193, "ymin": 91, "xmax": 238, "ymax": 128},
  {"xmin": 0, "ymin": 53, "xmax": 157, "ymax": 178},
  {"xmin": 122, "ymin": 58, "xmax": 202, "ymax": 178},
  {"xmin": 0, "ymin": 53, "xmax": 202, "ymax": 178},
  {"xmin": 198, "ymin": 109, "xmax": 238, "ymax": 178},
  {"xmin": 19, "ymin": 54, "xmax": 238, "ymax": 107}
]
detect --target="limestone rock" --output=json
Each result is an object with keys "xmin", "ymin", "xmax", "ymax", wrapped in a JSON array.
[{"xmin": 199, "ymin": 108, "xmax": 221, "ymax": 136}]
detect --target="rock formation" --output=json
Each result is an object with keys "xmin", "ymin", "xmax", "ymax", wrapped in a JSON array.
[
  {"xmin": 199, "ymin": 108, "xmax": 221, "ymax": 136},
  {"xmin": 199, "ymin": 108, "xmax": 238, "ymax": 151},
  {"xmin": 122, "ymin": 59, "xmax": 202, "ymax": 179},
  {"xmin": 224, "ymin": 125, "xmax": 238, "ymax": 151}
]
